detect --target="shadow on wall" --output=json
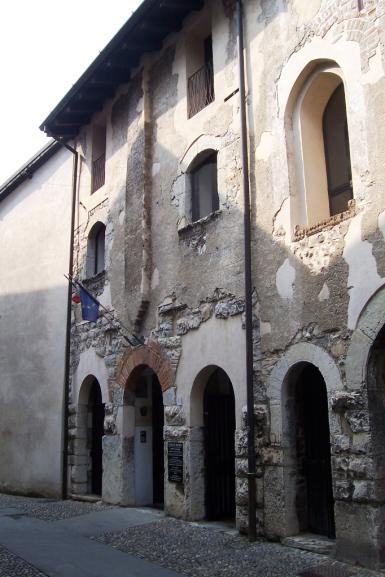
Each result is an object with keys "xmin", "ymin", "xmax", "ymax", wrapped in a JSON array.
[{"xmin": 0, "ymin": 285, "xmax": 68, "ymax": 498}]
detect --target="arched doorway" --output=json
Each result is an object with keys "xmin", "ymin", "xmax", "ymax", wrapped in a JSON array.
[
  {"xmin": 75, "ymin": 376, "xmax": 105, "ymax": 497},
  {"xmin": 126, "ymin": 366, "xmax": 164, "ymax": 507},
  {"xmin": 285, "ymin": 364, "xmax": 335, "ymax": 537},
  {"xmin": 203, "ymin": 367, "xmax": 235, "ymax": 520}
]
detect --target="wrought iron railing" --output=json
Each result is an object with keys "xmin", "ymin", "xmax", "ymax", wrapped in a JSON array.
[
  {"xmin": 187, "ymin": 63, "xmax": 214, "ymax": 118},
  {"xmin": 91, "ymin": 153, "xmax": 106, "ymax": 193}
]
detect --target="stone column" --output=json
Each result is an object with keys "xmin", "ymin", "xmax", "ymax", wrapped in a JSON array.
[
  {"xmin": 69, "ymin": 404, "xmax": 90, "ymax": 495},
  {"xmin": 102, "ymin": 397, "xmax": 135, "ymax": 505},
  {"xmin": 186, "ymin": 426, "xmax": 205, "ymax": 520}
]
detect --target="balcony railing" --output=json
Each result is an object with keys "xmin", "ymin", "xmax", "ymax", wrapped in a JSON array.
[
  {"xmin": 187, "ymin": 63, "xmax": 214, "ymax": 118},
  {"xmin": 91, "ymin": 153, "xmax": 106, "ymax": 193}
]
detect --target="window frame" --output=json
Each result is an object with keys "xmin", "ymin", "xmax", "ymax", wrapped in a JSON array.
[
  {"xmin": 290, "ymin": 65, "xmax": 355, "ymax": 234},
  {"xmin": 189, "ymin": 150, "xmax": 219, "ymax": 223},
  {"xmin": 86, "ymin": 222, "xmax": 106, "ymax": 278}
]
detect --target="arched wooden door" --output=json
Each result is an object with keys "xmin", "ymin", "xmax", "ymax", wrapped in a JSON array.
[
  {"xmin": 203, "ymin": 368, "xmax": 235, "ymax": 520},
  {"xmin": 88, "ymin": 379, "xmax": 104, "ymax": 496},
  {"xmin": 296, "ymin": 365, "xmax": 335, "ymax": 537}
]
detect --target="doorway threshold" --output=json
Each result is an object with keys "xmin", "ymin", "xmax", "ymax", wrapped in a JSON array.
[
  {"xmin": 70, "ymin": 493, "xmax": 102, "ymax": 503},
  {"xmin": 282, "ymin": 533, "xmax": 336, "ymax": 556},
  {"xmin": 189, "ymin": 519, "xmax": 238, "ymax": 536}
]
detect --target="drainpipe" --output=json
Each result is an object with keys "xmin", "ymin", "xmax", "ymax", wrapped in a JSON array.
[
  {"xmin": 236, "ymin": 0, "xmax": 257, "ymax": 542},
  {"xmin": 51, "ymin": 137, "xmax": 79, "ymax": 499}
]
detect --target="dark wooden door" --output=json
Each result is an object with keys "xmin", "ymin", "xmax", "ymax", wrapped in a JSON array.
[
  {"xmin": 90, "ymin": 381, "xmax": 104, "ymax": 496},
  {"xmin": 152, "ymin": 376, "xmax": 164, "ymax": 506},
  {"xmin": 302, "ymin": 367, "xmax": 335, "ymax": 537},
  {"xmin": 204, "ymin": 369, "xmax": 235, "ymax": 520}
]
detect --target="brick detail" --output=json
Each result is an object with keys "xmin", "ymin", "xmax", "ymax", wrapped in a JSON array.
[
  {"xmin": 116, "ymin": 340, "xmax": 175, "ymax": 392},
  {"xmin": 294, "ymin": 199, "xmax": 356, "ymax": 241}
]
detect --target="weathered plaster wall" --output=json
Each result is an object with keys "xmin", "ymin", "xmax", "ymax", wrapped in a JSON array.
[
  {"xmin": 247, "ymin": 0, "xmax": 385, "ymax": 567},
  {"xmin": 0, "ymin": 147, "xmax": 72, "ymax": 496}
]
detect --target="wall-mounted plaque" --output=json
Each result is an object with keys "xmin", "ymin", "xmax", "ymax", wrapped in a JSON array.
[{"xmin": 168, "ymin": 441, "xmax": 183, "ymax": 483}]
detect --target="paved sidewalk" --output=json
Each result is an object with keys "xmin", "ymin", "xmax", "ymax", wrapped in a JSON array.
[
  {"xmin": 0, "ymin": 494, "xmax": 383, "ymax": 577},
  {"xmin": 0, "ymin": 495, "xmax": 180, "ymax": 577}
]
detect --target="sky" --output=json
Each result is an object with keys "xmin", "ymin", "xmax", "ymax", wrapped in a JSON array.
[{"xmin": 0, "ymin": 0, "xmax": 143, "ymax": 185}]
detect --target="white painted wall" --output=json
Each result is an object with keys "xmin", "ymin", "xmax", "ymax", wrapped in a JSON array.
[
  {"xmin": 0, "ymin": 146, "xmax": 72, "ymax": 497},
  {"xmin": 176, "ymin": 315, "xmax": 247, "ymax": 428},
  {"xmin": 134, "ymin": 381, "xmax": 153, "ymax": 505}
]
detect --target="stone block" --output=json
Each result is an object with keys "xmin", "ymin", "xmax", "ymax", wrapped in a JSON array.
[
  {"xmin": 352, "ymin": 432, "xmax": 370, "ymax": 454},
  {"xmin": 102, "ymin": 435, "xmax": 123, "ymax": 504},
  {"xmin": 264, "ymin": 466, "xmax": 286, "ymax": 539},
  {"xmin": 235, "ymin": 429, "xmax": 248, "ymax": 457},
  {"xmin": 335, "ymin": 501, "xmax": 385, "ymax": 570},
  {"xmin": 331, "ymin": 390, "xmax": 365, "ymax": 412},
  {"xmin": 235, "ymin": 458, "xmax": 248, "ymax": 477},
  {"xmin": 163, "ymin": 387, "xmax": 176, "ymax": 406},
  {"xmin": 72, "ymin": 454, "xmax": 90, "ymax": 467},
  {"xmin": 71, "ymin": 465, "xmax": 88, "ymax": 484},
  {"xmin": 334, "ymin": 480, "xmax": 353, "ymax": 500},
  {"xmin": 214, "ymin": 298, "xmax": 244, "ymax": 318},
  {"xmin": 235, "ymin": 477, "xmax": 249, "ymax": 506},
  {"xmin": 348, "ymin": 456, "xmax": 372, "ymax": 478},
  {"xmin": 165, "ymin": 406, "xmax": 186, "ymax": 426},
  {"xmin": 71, "ymin": 482, "xmax": 87, "ymax": 495},
  {"xmin": 164, "ymin": 425, "xmax": 188, "ymax": 440},
  {"xmin": 333, "ymin": 434, "xmax": 351, "ymax": 453},
  {"xmin": 352, "ymin": 480, "xmax": 375, "ymax": 502},
  {"xmin": 346, "ymin": 410, "xmax": 370, "ymax": 433}
]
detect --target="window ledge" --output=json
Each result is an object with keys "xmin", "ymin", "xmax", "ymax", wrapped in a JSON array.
[
  {"xmin": 82, "ymin": 270, "xmax": 106, "ymax": 295},
  {"xmin": 294, "ymin": 200, "xmax": 356, "ymax": 241},
  {"xmin": 177, "ymin": 209, "xmax": 222, "ymax": 236}
]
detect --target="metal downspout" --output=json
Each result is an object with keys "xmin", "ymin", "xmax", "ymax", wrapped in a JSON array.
[{"xmin": 236, "ymin": 0, "xmax": 257, "ymax": 542}]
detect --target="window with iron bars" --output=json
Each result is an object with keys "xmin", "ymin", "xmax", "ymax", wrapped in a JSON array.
[
  {"xmin": 91, "ymin": 124, "xmax": 106, "ymax": 193},
  {"xmin": 187, "ymin": 35, "xmax": 214, "ymax": 118}
]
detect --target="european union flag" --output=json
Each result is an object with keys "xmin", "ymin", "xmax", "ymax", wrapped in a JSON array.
[{"xmin": 79, "ymin": 287, "xmax": 100, "ymax": 322}]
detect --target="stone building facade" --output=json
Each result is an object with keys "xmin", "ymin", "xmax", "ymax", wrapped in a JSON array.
[{"xmin": 35, "ymin": 0, "xmax": 385, "ymax": 570}]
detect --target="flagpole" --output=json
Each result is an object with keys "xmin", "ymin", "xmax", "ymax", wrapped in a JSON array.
[{"xmin": 65, "ymin": 273, "xmax": 144, "ymax": 347}]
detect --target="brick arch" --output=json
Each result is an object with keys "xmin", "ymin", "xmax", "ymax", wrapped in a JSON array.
[{"xmin": 116, "ymin": 339, "xmax": 175, "ymax": 392}]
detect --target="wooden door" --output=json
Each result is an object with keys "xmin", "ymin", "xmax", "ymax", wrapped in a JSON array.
[{"xmin": 204, "ymin": 369, "xmax": 235, "ymax": 520}]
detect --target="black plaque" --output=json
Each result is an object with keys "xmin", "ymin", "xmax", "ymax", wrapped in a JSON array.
[{"xmin": 168, "ymin": 441, "xmax": 183, "ymax": 483}]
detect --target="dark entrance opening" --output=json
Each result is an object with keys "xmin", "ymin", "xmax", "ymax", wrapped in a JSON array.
[
  {"xmin": 132, "ymin": 367, "xmax": 164, "ymax": 507},
  {"xmin": 203, "ymin": 368, "xmax": 235, "ymax": 520},
  {"xmin": 88, "ymin": 379, "xmax": 104, "ymax": 496},
  {"xmin": 295, "ymin": 365, "xmax": 335, "ymax": 537},
  {"xmin": 152, "ymin": 374, "xmax": 164, "ymax": 506}
]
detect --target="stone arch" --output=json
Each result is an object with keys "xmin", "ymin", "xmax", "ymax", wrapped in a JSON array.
[
  {"xmin": 190, "ymin": 364, "xmax": 218, "ymax": 427},
  {"xmin": 189, "ymin": 364, "xmax": 236, "ymax": 521},
  {"xmin": 346, "ymin": 286, "xmax": 385, "ymax": 390},
  {"xmin": 116, "ymin": 340, "xmax": 175, "ymax": 392},
  {"xmin": 72, "ymin": 374, "xmax": 105, "ymax": 497},
  {"xmin": 72, "ymin": 348, "xmax": 110, "ymax": 406},
  {"xmin": 180, "ymin": 134, "xmax": 221, "ymax": 172},
  {"xmin": 268, "ymin": 342, "xmax": 343, "ymax": 445},
  {"xmin": 266, "ymin": 346, "xmax": 342, "ymax": 539},
  {"xmin": 343, "ymin": 287, "xmax": 385, "ymax": 569},
  {"xmin": 78, "ymin": 374, "xmax": 97, "ymax": 405},
  {"xmin": 280, "ymin": 362, "xmax": 336, "ymax": 538}
]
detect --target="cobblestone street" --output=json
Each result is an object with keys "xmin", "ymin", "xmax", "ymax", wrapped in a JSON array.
[{"xmin": 0, "ymin": 494, "xmax": 383, "ymax": 577}]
